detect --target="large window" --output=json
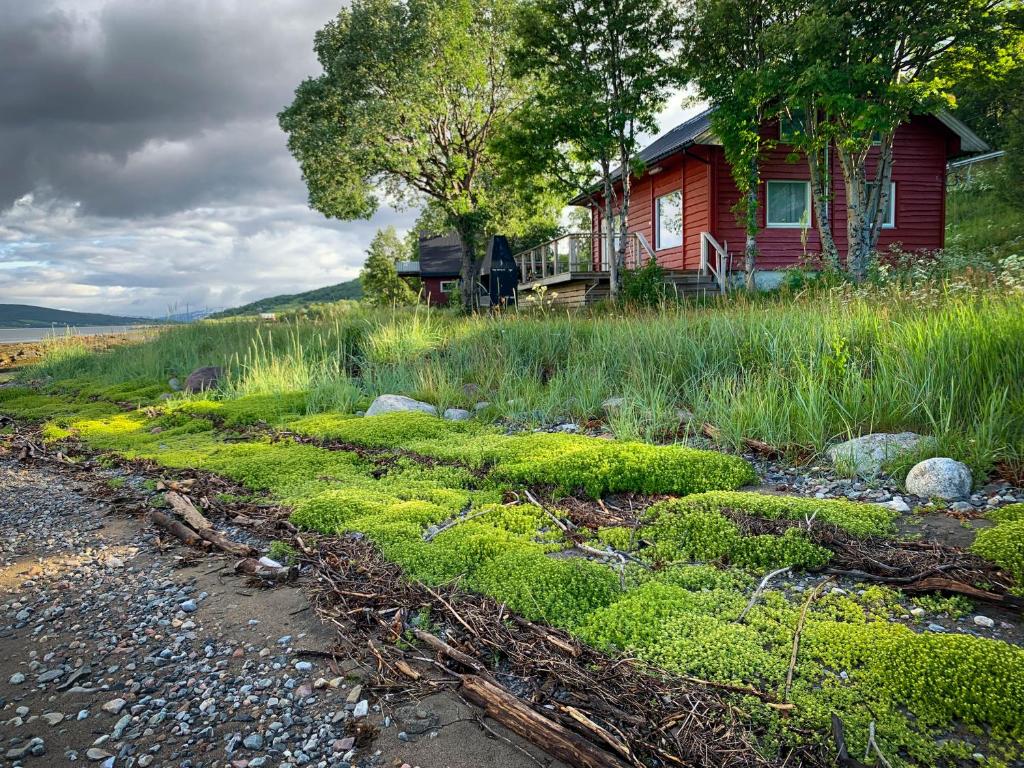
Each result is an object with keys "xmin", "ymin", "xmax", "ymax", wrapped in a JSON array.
[
  {"xmin": 655, "ymin": 191, "xmax": 683, "ymax": 250},
  {"xmin": 766, "ymin": 181, "xmax": 811, "ymax": 228},
  {"xmin": 866, "ymin": 182, "xmax": 896, "ymax": 228},
  {"xmin": 439, "ymin": 280, "xmax": 458, "ymax": 293}
]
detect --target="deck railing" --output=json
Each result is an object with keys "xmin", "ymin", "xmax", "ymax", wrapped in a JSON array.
[
  {"xmin": 513, "ymin": 232, "xmax": 656, "ymax": 284},
  {"xmin": 699, "ymin": 231, "xmax": 730, "ymax": 293}
]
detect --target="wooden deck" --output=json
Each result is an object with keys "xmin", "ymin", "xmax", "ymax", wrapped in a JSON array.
[{"xmin": 516, "ymin": 270, "xmax": 721, "ymax": 308}]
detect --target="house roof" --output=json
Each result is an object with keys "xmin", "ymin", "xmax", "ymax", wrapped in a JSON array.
[
  {"xmin": 570, "ymin": 106, "xmax": 989, "ymax": 205},
  {"xmin": 417, "ymin": 232, "xmax": 463, "ymax": 277}
]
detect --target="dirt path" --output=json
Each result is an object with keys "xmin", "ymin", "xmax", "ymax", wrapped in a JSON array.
[{"xmin": 0, "ymin": 456, "xmax": 561, "ymax": 768}]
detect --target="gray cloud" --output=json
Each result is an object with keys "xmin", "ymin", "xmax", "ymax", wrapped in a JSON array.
[{"xmin": 0, "ymin": 0, "xmax": 416, "ymax": 316}]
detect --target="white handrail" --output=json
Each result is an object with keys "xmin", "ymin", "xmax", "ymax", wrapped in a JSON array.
[{"xmin": 699, "ymin": 232, "xmax": 729, "ymax": 293}]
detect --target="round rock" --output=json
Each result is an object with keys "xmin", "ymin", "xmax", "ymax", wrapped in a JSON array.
[
  {"xmin": 905, "ymin": 458, "xmax": 972, "ymax": 500},
  {"xmin": 365, "ymin": 394, "xmax": 437, "ymax": 417}
]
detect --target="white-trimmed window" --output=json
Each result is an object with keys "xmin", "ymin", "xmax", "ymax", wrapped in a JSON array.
[
  {"xmin": 439, "ymin": 280, "xmax": 458, "ymax": 293},
  {"xmin": 655, "ymin": 190, "xmax": 683, "ymax": 250},
  {"xmin": 866, "ymin": 182, "xmax": 896, "ymax": 228},
  {"xmin": 765, "ymin": 181, "xmax": 811, "ymax": 228}
]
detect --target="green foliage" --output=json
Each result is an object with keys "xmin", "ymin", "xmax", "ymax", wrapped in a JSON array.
[
  {"xmin": 471, "ymin": 550, "xmax": 620, "ymax": 628},
  {"xmin": 267, "ymin": 540, "xmax": 299, "ymax": 566},
  {"xmin": 910, "ymin": 594, "xmax": 974, "ymax": 619},
  {"xmin": 988, "ymin": 502, "xmax": 1024, "ymax": 524},
  {"xmin": 642, "ymin": 502, "xmax": 831, "ymax": 570},
  {"xmin": 621, "ymin": 260, "xmax": 669, "ymax": 308},
  {"xmin": 278, "ymin": 0, "xmax": 526, "ymax": 305},
  {"xmin": 360, "ymin": 227, "xmax": 418, "ymax": 306},
  {"xmin": 657, "ymin": 491, "xmax": 897, "ymax": 538},
  {"xmin": 972, "ymin": 515, "xmax": 1024, "ymax": 592}
]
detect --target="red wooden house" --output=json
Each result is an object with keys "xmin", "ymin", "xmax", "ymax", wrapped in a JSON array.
[{"xmin": 513, "ymin": 108, "xmax": 988, "ymax": 306}]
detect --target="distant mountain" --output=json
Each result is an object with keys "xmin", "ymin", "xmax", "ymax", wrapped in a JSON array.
[
  {"xmin": 210, "ymin": 279, "xmax": 362, "ymax": 319},
  {"xmin": 0, "ymin": 304, "xmax": 152, "ymax": 329}
]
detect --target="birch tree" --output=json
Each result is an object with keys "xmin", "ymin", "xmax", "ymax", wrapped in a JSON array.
[{"xmin": 511, "ymin": 0, "xmax": 679, "ymax": 298}]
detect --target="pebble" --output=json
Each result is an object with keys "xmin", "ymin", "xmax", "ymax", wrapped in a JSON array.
[
  {"xmin": 974, "ymin": 615, "xmax": 996, "ymax": 628},
  {"xmin": 102, "ymin": 698, "xmax": 127, "ymax": 715},
  {"xmin": 180, "ymin": 598, "xmax": 198, "ymax": 613},
  {"xmin": 9, "ymin": 671, "xmax": 26, "ymax": 684},
  {"xmin": 243, "ymin": 733, "xmax": 265, "ymax": 750},
  {"xmin": 353, "ymin": 700, "xmax": 369, "ymax": 718}
]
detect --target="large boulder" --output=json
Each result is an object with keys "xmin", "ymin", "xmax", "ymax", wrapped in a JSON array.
[
  {"xmin": 826, "ymin": 432, "xmax": 928, "ymax": 477},
  {"xmin": 905, "ymin": 458, "xmax": 972, "ymax": 500},
  {"xmin": 184, "ymin": 366, "xmax": 223, "ymax": 393},
  {"xmin": 365, "ymin": 394, "xmax": 437, "ymax": 417}
]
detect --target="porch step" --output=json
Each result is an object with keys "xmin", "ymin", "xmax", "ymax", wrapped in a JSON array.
[{"xmin": 662, "ymin": 271, "xmax": 722, "ymax": 295}]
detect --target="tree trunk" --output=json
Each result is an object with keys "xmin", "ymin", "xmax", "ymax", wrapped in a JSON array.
[
  {"xmin": 614, "ymin": 147, "xmax": 633, "ymax": 296},
  {"xmin": 456, "ymin": 218, "xmax": 481, "ymax": 312},
  {"xmin": 804, "ymin": 120, "xmax": 839, "ymax": 271},
  {"xmin": 744, "ymin": 157, "xmax": 759, "ymax": 291},
  {"xmin": 838, "ymin": 134, "xmax": 894, "ymax": 282},
  {"xmin": 602, "ymin": 180, "xmax": 618, "ymax": 300}
]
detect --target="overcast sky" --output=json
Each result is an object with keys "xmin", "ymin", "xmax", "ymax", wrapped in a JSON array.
[{"xmin": 0, "ymin": 0, "xmax": 699, "ymax": 318}]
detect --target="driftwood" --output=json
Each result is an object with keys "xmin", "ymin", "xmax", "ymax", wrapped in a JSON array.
[
  {"xmin": 702, "ymin": 422, "xmax": 783, "ymax": 458},
  {"xmin": 196, "ymin": 527, "xmax": 258, "ymax": 557},
  {"xmin": 831, "ymin": 715, "xmax": 871, "ymax": 768},
  {"xmin": 165, "ymin": 490, "xmax": 212, "ymax": 530},
  {"xmin": 149, "ymin": 509, "xmax": 204, "ymax": 547},
  {"xmin": 234, "ymin": 557, "xmax": 296, "ymax": 583},
  {"xmin": 412, "ymin": 629, "xmax": 491, "ymax": 679},
  {"xmin": 460, "ymin": 674, "xmax": 632, "ymax": 768},
  {"xmin": 785, "ymin": 578, "xmax": 832, "ymax": 701}
]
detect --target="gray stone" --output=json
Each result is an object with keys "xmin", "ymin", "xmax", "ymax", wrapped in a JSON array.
[
  {"xmin": 179, "ymin": 599, "xmax": 197, "ymax": 613},
  {"xmin": 884, "ymin": 497, "xmax": 911, "ymax": 514},
  {"xmin": 826, "ymin": 432, "xmax": 929, "ymax": 477},
  {"xmin": 243, "ymin": 733, "xmax": 264, "ymax": 750},
  {"xmin": 86, "ymin": 747, "xmax": 114, "ymax": 761},
  {"xmin": 101, "ymin": 698, "xmax": 127, "ymax": 715},
  {"xmin": 183, "ymin": 366, "xmax": 223, "ymax": 393},
  {"xmin": 602, "ymin": 396, "xmax": 625, "ymax": 412},
  {"xmin": 905, "ymin": 458, "xmax": 973, "ymax": 500},
  {"xmin": 6, "ymin": 737, "xmax": 44, "ymax": 760},
  {"xmin": 42, "ymin": 712, "xmax": 64, "ymax": 726},
  {"xmin": 352, "ymin": 700, "xmax": 369, "ymax": 718},
  {"xmin": 442, "ymin": 408, "xmax": 471, "ymax": 421},
  {"xmin": 365, "ymin": 394, "xmax": 437, "ymax": 417},
  {"xmin": 973, "ymin": 615, "xmax": 995, "ymax": 628},
  {"xmin": 9, "ymin": 672, "xmax": 25, "ymax": 684},
  {"xmin": 473, "ymin": 401, "xmax": 490, "ymax": 411},
  {"xmin": 168, "ymin": 377, "xmax": 182, "ymax": 392}
]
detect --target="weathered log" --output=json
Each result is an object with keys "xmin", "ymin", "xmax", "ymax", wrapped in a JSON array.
[
  {"xmin": 234, "ymin": 558, "xmax": 296, "ymax": 582},
  {"xmin": 165, "ymin": 491, "xmax": 212, "ymax": 530},
  {"xmin": 460, "ymin": 675, "xmax": 631, "ymax": 768},
  {"xmin": 197, "ymin": 527, "xmax": 258, "ymax": 558},
  {"xmin": 149, "ymin": 509, "xmax": 204, "ymax": 548},
  {"xmin": 702, "ymin": 422, "xmax": 783, "ymax": 458},
  {"xmin": 412, "ymin": 629, "xmax": 490, "ymax": 678}
]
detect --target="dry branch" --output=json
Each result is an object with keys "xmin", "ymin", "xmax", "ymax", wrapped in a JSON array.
[
  {"xmin": 165, "ymin": 490, "xmax": 212, "ymax": 530},
  {"xmin": 149, "ymin": 509, "xmax": 205, "ymax": 548},
  {"xmin": 460, "ymin": 675, "xmax": 632, "ymax": 768}
]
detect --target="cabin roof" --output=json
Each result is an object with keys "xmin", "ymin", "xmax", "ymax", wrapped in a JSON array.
[
  {"xmin": 571, "ymin": 107, "xmax": 989, "ymax": 205},
  {"xmin": 418, "ymin": 232, "xmax": 463, "ymax": 277}
]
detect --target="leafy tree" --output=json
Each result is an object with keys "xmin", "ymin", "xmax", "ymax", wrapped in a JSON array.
[
  {"xmin": 279, "ymin": 0, "xmax": 524, "ymax": 311},
  {"xmin": 785, "ymin": 0, "xmax": 1007, "ymax": 280},
  {"xmin": 360, "ymin": 227, "xmax": 418, "ymax": 306},
  {"xmin": 509, "ymin": 0, "xmax": 679, "ymax": 298},
  {"xmin": 681, "ymin": 0, "xmax": 795, "ymax": 290}
]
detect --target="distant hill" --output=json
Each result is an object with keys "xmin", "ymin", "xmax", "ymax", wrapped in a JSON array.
[
  {"xmin": 210, "ymin": 279, "xmax": 363, "ymax": 319},
  {"xmin": 0, "ymin": 304, "xmax": 152, "ymax": 329}
]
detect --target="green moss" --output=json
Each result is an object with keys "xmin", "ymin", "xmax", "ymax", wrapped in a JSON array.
[
  {"xmin": 594, "ymin": 526, "xmax": 635, "ymax": 551},
  {"xmin": 641, "ymin": 500, "xmax": 831, "ymax": 570},
  {"xmin": 987, "ymin": 503, "xmax": 1024, "ymax": 524},
  {"xmin": 910, "ymin": 594, "xmax": 974, "ymax": 619},
  {"xmin": 972, "ymin": 516, "xmax": 1024, "ymax": 592},
  {"xmin": 173, "ymin": 392, "xmax": 309, "ymax": 426},
  {"xmin": 656, "ymin": 491, "xmax": 896, "ymax": 538},
  {"xmin": 471, "ymin": 551, "xmax": 620, "ymax": 629}
]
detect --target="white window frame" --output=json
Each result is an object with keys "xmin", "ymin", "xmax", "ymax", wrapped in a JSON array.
[
  {"xmin": 439, "ymin": 280, "xmax": 458, "ymax": 293},
  {"xmin": 866, "ymin": 182, "xmax": 896, "ymax": 229},
  {"xmin": 765, "ymin": 180, "xmax": 812, "ymax": 228},
  {"xmin": 654, "ymin": 190, "xmax": 683, "ymax": 251}
]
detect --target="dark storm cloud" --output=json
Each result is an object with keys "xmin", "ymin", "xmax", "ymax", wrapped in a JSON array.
[{"xmin": 0, "ymin": 0, "xmax": 421, "ymax": 315}]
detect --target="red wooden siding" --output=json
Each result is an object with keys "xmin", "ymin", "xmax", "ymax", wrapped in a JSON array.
[
  {"xmin": 586, "ymin": 113, "xmax": 956, "ymax": 272},
  {"xmin": 422, "ymin": 277, "xmax": 455, "ymax": 306}
]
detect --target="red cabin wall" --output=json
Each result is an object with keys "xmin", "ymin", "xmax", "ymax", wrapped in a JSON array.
[
  {"xmin": 421, "ymin": 276, "xmax": 457, "ymax": 306},
  {"xmin": 588, "ymin": 114, "xmax": 953, "ymax": 272}
]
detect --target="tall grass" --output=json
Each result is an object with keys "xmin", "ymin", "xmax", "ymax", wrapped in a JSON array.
[{"xmin": 24, "ymin": 290, "xmax": 1024, "ymax": 479}]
